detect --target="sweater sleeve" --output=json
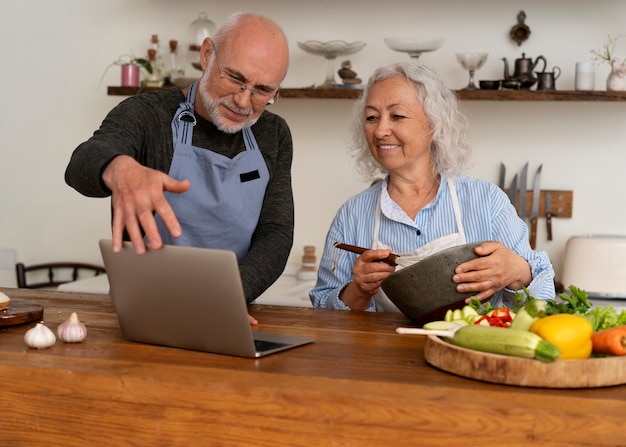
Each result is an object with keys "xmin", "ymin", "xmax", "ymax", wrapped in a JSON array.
[{"xmin": 65, "ymin": 89, "xmax": 182, "ymax": 197}]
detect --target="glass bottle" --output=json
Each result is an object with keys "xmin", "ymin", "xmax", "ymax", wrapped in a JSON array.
[
  {"xmin": 166, "ymin": 39, "xmax": 185, "ymax": 83},
  {"xmin": 145, "ymin": 48, "xmax": 164, "ymax": 87},
  {"xmin": 150, "ymin": 34, "xmax": 166, "ymax": 80}
]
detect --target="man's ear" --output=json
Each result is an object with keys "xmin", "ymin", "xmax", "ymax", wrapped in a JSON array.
[{"xmin": 199, "ymin": 37, "xmax": 214, "ymax": 71}]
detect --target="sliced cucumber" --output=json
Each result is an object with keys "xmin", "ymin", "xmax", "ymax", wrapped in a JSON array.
[
  {"xmin": 464, "ymin": 314, "xmax": 480, "ymax": 324},
  {"xmin": 422, "ymin": 320, "xmax": 465, "ymax": 331},
  {"xmin": 451, "ymin": 319, "xmax": 469, "ymax": 326},
  {"xmin": 462, "ymin": 305, "xmax": 479, "ymax": 319},
  {"xmin": 452, "ymin": 309, "xmax": 463, "ymax": 321}
]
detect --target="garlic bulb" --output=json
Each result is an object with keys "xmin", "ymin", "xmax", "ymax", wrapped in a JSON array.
[
  {"xmin": 24, "ymin": 322, "xmax": 56, "ymax": 349},
  {"xmin": 57, "ymin": 312, "xmax": 87, "ymax": 343}
]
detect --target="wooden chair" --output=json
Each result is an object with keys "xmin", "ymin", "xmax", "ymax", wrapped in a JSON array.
[{"xmin": 15, "ymin": 262, "xmax": 106, "ymax": 289}]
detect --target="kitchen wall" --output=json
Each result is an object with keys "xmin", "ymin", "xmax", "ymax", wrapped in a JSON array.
[{"xmin": 1, "ymin": 0, "xmax": 625, "ymax": 287}]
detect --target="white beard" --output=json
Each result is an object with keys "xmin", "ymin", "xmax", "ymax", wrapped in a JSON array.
[{"xmin": 197, "ymin": 68, "xmax": 259, "ymax": 134}]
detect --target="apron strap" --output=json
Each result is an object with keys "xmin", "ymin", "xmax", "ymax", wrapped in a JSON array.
[
  {"xmin": 172, "ymin": 82, "xmax": 198, "ymax": 146},
  {"xmin": 242, "ymin": 127, "xmax": 258, "ymax": 152},
  {"xmin": 448, "ymin": 177, "xmax": 466, "ymax": 243},
  {"xmin": 372, "ymin": 186, "xmax": 383, "ymax": 248}
]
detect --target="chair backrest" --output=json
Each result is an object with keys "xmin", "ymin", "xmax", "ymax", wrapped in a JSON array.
[{"xmin": 15, "ymin": 262, "xmax": 106, "ymax": 289}]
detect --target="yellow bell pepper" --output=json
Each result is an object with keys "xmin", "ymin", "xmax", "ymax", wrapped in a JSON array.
[{"xmin": 530, "ymin": 314, "xmax": 593, "ymax": 360}]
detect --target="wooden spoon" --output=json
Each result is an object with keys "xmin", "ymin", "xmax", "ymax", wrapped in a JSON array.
[{"xmin": 333, "ymin": 242, "xmax": 399, "ymax": 266}]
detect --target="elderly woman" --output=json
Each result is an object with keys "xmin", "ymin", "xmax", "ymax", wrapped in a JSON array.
[{"xmin": 310, "ymin": 62, "xmax": 554, "ymax": 312}]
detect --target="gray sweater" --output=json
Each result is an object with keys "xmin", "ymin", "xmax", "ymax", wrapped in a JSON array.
[{"xmin": 65, "ymin": 87, "xmax": 294, "ymax": 302}]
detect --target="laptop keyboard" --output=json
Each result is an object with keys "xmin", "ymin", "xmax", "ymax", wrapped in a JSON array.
[{"xmin": 254, "ymin": 339, "xmax": 288, "ymax": 352}]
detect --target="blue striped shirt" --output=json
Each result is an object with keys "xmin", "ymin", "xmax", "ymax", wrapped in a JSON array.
[{"xmin": 310, "ymin": 173, "xmax": 555, "ymax": 311}]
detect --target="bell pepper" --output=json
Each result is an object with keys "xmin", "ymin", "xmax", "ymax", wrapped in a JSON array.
[
  {"xmin": 474, "ymin": 307, "xmax": 513, "ymax": 328},
  {"xmin": 530, "ymin": 314, "xmax": 593, "ymax": 360}
]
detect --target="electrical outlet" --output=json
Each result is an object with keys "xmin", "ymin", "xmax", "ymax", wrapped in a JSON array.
[{"xmin": 0, "ymin": 248, "xmax": 17, "ymax": 270}]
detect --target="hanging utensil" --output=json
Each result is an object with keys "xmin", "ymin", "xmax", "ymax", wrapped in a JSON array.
[
  {"xmin": 508, "ymin": 173, "xmax": 518, "ymax": 210},
  {"xmin": 498, "ymin": 163, "xmax": 506, "ymax": 190},
  {"xmin": 545, "ymin": 191, "xmax": 553, "ymax": 241},
  {"xmin": 518, "ymin": 162, "xmax": 528, "ymax": 219},
  {"xmin": 529, "ymin": 165, "xmax": 542, "ymax": 249}
]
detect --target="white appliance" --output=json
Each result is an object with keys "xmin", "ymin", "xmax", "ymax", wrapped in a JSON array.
[{"xmin": 561, "ymin": 235, "xmax": 626, "ymax": 300}]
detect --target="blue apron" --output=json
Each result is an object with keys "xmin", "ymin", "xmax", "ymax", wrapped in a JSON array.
[{"xmin": 154, "ymin": 82, "xmax": 270, "ymax": 260}]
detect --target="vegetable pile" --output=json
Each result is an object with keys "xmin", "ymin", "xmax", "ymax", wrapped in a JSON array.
[{"xmin": 420, "ymin": 285, "xmax": 626, "ymax": 362}]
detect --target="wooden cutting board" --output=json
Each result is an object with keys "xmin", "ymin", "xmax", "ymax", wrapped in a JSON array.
[
  {"xmin": 424, "ymin": 335, "xmax": 626, "ymax": 388},
  {"xmin": 0, "ymin": 300, "xmax": 44, "ymax": 327}
]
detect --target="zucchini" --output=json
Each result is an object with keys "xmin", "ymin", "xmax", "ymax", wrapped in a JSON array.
[
  {"xmin": 510, "ymin": 299, "xmax": 547, "ymax": 331},
  {"xmin": 452, "ymin": 324, "xmax": 560, "ymax": 362},
  {"xmin": 509, "ymin": 308, "xmax": 536, "ymax": 331}
]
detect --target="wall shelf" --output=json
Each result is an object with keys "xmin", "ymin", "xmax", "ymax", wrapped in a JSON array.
[
  {"xmin": 108, "ymin": 85, "xmax": 626, "ymax": 101},
  {"xmin": 278, "ymin": 88, "xmax": 626, "ymax": 101},
  {"xmin": 453, "ymin": 89, "xmax": 626, "ymax": 101}
]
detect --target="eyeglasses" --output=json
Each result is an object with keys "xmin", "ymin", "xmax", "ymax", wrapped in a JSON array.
[{"xmin": 211, "ymin": 43, "xmax": 279, "ymax": 107}]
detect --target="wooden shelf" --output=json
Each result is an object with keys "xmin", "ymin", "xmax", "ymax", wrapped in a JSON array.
[
  {"xmin": 107, "ymin": 85, "xmax": 177, "ymax": 95},
  {"xmin": 108, "ymin": 85, "xmax": 626, "ymax": 101},
  {"xmin": 279, "ymin": 88, "xmax": 626, "ymax": 101},
  {"xmin": 454, "ymin": 89, "xmax": 626, "ymax": 101},
  {"xmin": 278, "ymin": 88, "xmax": 364, "ymax": 99}
]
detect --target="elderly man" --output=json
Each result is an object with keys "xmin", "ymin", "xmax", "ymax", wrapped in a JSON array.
[{"xmin": 65, "ymin": 12, "xmax": 293, "ymax": 305}]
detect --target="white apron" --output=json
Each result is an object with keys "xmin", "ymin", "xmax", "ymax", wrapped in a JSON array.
[{"xmin": 373, "ymin": 177, "xmax": 466, "ymax": 312}]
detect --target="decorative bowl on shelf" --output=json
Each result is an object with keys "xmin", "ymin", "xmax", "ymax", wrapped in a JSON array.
[
  {"xmin": 297, "ymin": 40, "xmax": 367, "ymax": 87},
  {"xmin": 479, "ymin": 80, "xmax": 501, "ymax": 90},
  {"xmin": 456, "ymin": 52, "xmax": 488, "ymax": 90},
  {"xmin": 297, "ymin": 40, "xmax": 366, "ymax": 59},
  {"xmin": 384, "ymin": 37, "xmax": 445, "ymax": 59}
]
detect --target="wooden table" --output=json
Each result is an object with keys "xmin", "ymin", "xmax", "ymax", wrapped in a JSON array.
[{"xmin": 0, "ymin": 288, "xmax": 622, "ymax": 447}]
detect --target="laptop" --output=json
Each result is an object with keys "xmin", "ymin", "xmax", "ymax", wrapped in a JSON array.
[{"xmin": 99, "ymin": 239, "xmax": 313, "ymax": 358}]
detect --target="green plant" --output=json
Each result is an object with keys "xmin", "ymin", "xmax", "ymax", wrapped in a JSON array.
[
  {"xmin": 591, "ymin": 34, "xmax": 626, "ymax": 63},
  {"xmin": 98, "ymin": 52, "xmax": 153, "ymax": 89},
  {"xmin": 114, "ymin": 54, "xmax": 153, "ymax": 74}
]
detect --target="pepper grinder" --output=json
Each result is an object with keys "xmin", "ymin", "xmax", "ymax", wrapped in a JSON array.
[{"xmin": 296, "ymin": 246, "xmax": 317, "ymax": 281}]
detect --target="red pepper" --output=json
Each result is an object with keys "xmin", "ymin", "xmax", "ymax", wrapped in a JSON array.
[{"xmin": 474, "ymin": 308, "xmax": 512, "ymax": 328}]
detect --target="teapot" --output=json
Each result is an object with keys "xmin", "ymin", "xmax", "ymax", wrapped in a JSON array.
[{"xmin": 502, "ymin": 53, "xmax": 547, "ymax": 89}]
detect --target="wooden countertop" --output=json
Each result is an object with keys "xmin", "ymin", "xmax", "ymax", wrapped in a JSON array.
[{"xmin": 1, "ymin": 288, "xmax": 622, "ymax": 446}]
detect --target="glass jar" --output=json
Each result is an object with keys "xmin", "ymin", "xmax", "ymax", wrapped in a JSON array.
[{"xmin": 188, "ymin": 12, "xmax": 216, "ymax": 52}]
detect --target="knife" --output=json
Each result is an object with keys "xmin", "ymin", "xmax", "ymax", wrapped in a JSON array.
[
  {"xmin": 508, "ymin": 173, "xmax": 518, "ymax": 210},
  {"xmin": 529, "ymin": 164, "xmax": 542, "ymax": 249},
  {"xmin": 545, "ymin": 191, "xmax": 553, "ymax": 241},
  {"xmin": 498, "ymin": 163, "xmax": 506, "ymax": 190},
  {"xmin": 518, "ymin": 162, "xmax": 528, "ymax": 219}
]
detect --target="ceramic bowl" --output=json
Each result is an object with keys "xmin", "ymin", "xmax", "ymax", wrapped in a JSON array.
[
  {"xmin": 381, "ymin": 241, "xmax": 487, "ymax": 325},
  {"xmin": 479, "ymin": 80, "xmax": 501, "ymax": 90}
]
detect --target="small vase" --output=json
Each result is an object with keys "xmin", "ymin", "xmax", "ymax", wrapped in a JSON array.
[{"xmin": 607, "ymin": 70, "xmax": 626, "ymax": 91}]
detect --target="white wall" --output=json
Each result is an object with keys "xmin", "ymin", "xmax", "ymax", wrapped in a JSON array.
[{"xmin": 1, "ymin": 0, "xmax": 625, "ymax": 287}]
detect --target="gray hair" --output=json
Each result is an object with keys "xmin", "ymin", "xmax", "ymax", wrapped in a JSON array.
[{"xmin": 349, "ymin": 62, "xmax": 471, "ymax": 181}]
